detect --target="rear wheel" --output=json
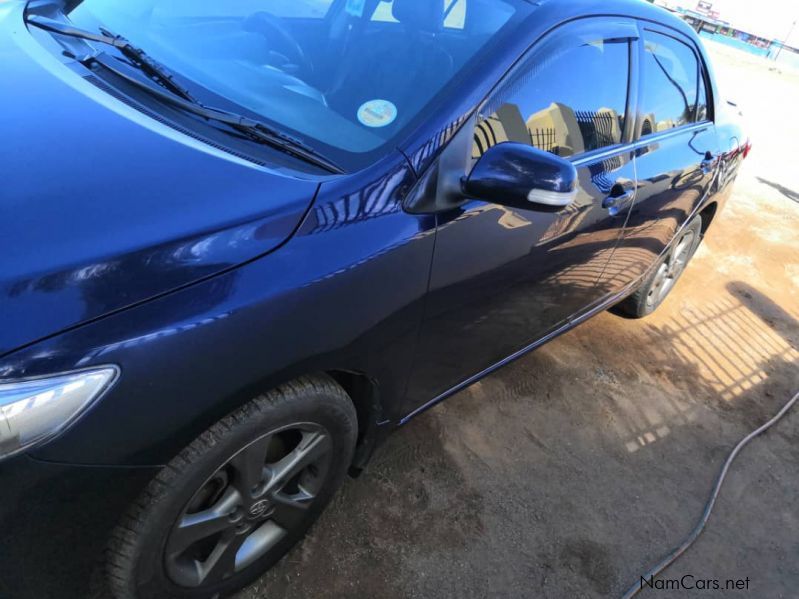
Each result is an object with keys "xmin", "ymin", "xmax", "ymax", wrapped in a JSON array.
[
  {"xmin": 106, "ymin": 375, "xmax": 357, "ymax": 599},
  {"xmin": 614, "ymin": 216, "xmax": 703, "ymax": 319}
]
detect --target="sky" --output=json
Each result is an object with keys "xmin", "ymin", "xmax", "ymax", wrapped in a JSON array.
[{"xmin": 686, "ymin": 0, "xmax": 799, "ymax": 40}]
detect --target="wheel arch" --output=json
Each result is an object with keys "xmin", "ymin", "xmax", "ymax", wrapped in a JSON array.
[
  {"xmin": 325, "ymin": 369, "xmax": 384, "ymax": 473},
  {"xmin": 698, "ymin": 201, "xmax": 718, "ymax": 235},
  {"xmin": 211, "ymin": 367, "xmax": 385, "ymax": 474}
]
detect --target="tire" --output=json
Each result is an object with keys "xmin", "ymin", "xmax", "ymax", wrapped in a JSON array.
[
  {"xmin": 614, "ymin": 216, "xmax": 703, "ymax": 319},
  {"xmin": 105, "ymin": 375, "xmax": 357, "ymax": 599}
]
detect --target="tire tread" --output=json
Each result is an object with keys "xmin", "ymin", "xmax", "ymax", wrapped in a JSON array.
[{"xmin": 104, "ymin": 374, "xmax": 355, "ymax": 599}]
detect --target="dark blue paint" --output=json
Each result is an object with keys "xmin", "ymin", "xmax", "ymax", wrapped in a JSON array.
[
  {"xmin": 0, "ymin": 1, "xmax": 746, "ymax": 596},
  {"xmin": 0, "ymin": 8, "xmax": 326, "ymax": 355},
  {"xmin": 464, "ymin": 142, "xmax": 578, "ymax": 205}
]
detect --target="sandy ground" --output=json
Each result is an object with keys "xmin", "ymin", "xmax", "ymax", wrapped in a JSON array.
[{"xmin": 239, "ymin": 42, "xmax": 799, "ymax": 599}]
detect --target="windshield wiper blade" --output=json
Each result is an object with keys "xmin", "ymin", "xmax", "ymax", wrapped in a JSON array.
[
  {"xmin": 233, "ymin": 120, "xmax": 345, "ymax": 174},
  {"xmin": 27, "ymin": 14, "xmax": 196, "ymax": 102},
  {"xmin": 95, "ymin": 54, "xmax": 344, "ymax": 173},
  {"xmin": 27, "ymin": 14, "xmax": 344, "ymax": 174},
  {"xmin": 102, "ymin": 55, "xmax": 344, "ymax": 173}
]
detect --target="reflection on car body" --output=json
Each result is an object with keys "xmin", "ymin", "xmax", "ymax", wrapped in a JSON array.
[{"xmin": 0, "ymin": 1, "xmax": 747, "ymax": 597}]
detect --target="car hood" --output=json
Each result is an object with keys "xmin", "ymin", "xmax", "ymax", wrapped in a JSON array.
[{"xmin": 0, "ymin": 5, "xmax": 321, "ymax": 356}]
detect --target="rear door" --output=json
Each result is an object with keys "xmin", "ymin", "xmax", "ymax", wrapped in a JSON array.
[
  {"xmin": 601, "ymin": 24, "xmax": 719, "ymax": 291},
  {"xmin": 402, "ymin": 18, "xmax": 640, "ymax": 415}
]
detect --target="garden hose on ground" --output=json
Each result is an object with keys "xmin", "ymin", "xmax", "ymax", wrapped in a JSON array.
[{"xmin": 622, "ymin": 388, "xmax": 799, "ymax": 599}]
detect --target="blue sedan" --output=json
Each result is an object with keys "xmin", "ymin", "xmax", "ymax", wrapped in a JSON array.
[{"xmin": 0, "ymin": 1, "xmax": 747, "ymax": 597}]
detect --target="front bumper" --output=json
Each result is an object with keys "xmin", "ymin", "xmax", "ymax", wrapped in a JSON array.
[{"xmin": 0, "ymin": 455, "xmax": 158, "ymax": 599}]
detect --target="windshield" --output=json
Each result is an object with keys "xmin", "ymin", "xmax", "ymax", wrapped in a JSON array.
[{"xmin": 66, "ymin": 0, "xmax": 522, "ymax": 170}]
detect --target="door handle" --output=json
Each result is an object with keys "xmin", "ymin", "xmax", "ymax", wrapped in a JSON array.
[
  {"xmin": 602, "ymin": 189, "xmax": 635, "ymax": 214},
  {"xmin": 701, "ymin": 151, "xmax": 716, "ymax": 174}
]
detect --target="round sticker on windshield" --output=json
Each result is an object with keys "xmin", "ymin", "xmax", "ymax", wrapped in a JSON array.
[{"xmin": 357, "ymin": 100, "xmax": 398, "ymax": 128}]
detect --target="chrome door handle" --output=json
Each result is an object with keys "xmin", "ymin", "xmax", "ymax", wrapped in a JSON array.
[
  {"xmin": 602, "ymin": 189, "xmax": 635, "ymax": 211},
  {"xmin": 701, "ymin": 152, "xmax": 716, "ymax": 174}
]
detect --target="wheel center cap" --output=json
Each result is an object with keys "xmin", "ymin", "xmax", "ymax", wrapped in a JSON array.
[{"xmin": 248, "ymin": 499, "xmax": 272, "ymax": 520}]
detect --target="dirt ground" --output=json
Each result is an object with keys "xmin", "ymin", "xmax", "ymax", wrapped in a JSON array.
[{"xmin": 239, "ymin": 41, "xmax": 799, "ymax": 599}]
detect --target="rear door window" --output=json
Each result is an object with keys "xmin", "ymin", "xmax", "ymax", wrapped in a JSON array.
[{"xmin": 638, "ymin": 31, "xmax": 706, "ymax": 136}]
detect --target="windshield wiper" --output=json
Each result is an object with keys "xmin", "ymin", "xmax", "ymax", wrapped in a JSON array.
[
  {"xmin": 27, "ymin": 15, "xmax": 196, "ymax": 102},
  {"xmin": 26, "ymin": 14, "xmax": 344, "ymax": 174}
]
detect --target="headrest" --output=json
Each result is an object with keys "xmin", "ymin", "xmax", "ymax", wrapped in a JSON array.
[{"xmin": 392, "ymin": 0, "xmax": 444, "ymax": 33}]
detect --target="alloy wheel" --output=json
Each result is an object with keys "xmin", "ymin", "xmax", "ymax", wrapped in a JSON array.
[
  {"xmin": 646, "ymin": 228, "xmax": 696, "ymax": 309},
  {"xmin": 164, "ymin": 423, "xmax": 332, "ymax": 588}
]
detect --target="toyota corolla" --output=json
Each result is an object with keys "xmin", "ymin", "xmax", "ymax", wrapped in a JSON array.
[{"xmin": 0, "ymin": 1, "xmax": 747, "ymax": 598}]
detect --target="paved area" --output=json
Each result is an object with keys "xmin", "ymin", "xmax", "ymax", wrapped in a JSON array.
[{"xmin": 239, "ymin": 42, "xmax": 799, "ymax": 599}]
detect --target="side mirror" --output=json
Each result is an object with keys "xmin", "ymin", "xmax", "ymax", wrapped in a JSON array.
[{"xmin": 462, "ymin": 142, "xmax": 578, "ymax": 210}]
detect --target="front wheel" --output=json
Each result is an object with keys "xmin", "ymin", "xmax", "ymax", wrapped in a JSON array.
[
  {"xmin": 105, "ymin": 375, "xmax": 357, "ymax": 599},
  {"xmin": 614, "ymin": 216, "xmax": 703, "ymax": 319}
]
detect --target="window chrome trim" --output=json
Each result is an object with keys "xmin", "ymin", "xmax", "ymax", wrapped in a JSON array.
[
  {"xmin": 570, "ymin": 143, "xmax": 627, "ymax": 166},
  {"xmin": 631, "ymin": 120, "xmax": 713, "ymax": 148},
  {"xmin": 570, "ymin": 120, "xmax": 713, "ymax": 167}
]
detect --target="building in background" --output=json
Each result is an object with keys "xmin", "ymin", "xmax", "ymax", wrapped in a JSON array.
[{"xmin": 648, "ymin": 0, "xmax": 799, "ymax": 67}]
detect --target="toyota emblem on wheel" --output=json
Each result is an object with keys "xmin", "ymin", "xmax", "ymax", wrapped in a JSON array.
[{"xmin": 248, "ymin": 500, "xmax": 272, "ymax": 520}]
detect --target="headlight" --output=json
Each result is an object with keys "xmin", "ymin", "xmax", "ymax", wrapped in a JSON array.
[{"xmin": 0, "ymin": 366, "xmax": 119, "ymax": 460}]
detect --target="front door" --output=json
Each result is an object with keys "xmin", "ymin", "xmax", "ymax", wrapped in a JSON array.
[{"xmin": 403, "ymin": 18, "xmax": 640, "ymax": 416}]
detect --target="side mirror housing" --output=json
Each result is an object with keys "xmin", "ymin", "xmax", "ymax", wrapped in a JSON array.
[{"xmin": 462, "ymin": 142, "xmax": 578, "ymax": 210}]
